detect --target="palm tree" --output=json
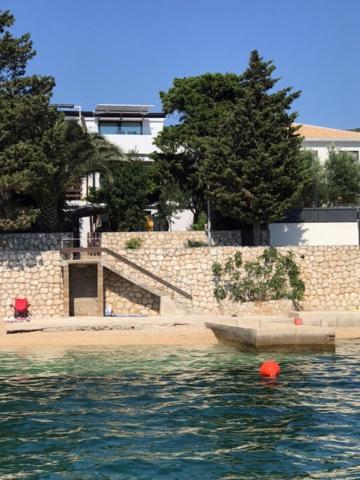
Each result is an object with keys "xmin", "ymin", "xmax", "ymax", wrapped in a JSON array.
[{"xmin": 32, "ymin": 120, "xmax": 124, "ymax": 232}]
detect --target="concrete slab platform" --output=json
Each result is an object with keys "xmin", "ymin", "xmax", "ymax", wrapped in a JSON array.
[
  {"xmin": 288, "ymin": 311, "xmax": 360, "ymax": 327},
  {"xmin": 205, "ymin": 321, "xmax": 335, "ymax": 352}
]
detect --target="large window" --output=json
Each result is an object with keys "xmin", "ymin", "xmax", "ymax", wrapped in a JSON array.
[
  {"xmin": 99, "ymin": 121, "xmax": 142, "ymax": 135},
  {"xmin": 338, "ymin": 150, "xmax": 359, "ymax": 161},
  {"xmin": 346, "ymin": 151, "xmax": 359, "ymax": 161}
]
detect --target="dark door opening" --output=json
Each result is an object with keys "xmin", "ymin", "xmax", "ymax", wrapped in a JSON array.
[{"xmin": 69, "ymin": 264, "xmax": 98, "ymax": 316}]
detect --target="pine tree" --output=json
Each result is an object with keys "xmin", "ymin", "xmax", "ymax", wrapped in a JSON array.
[
  {"xmin": 203, "ymin": 51, "xmax": 304, "ymax": 244},
  {"xmin": 0, "ymin": 10, "xmax": 105, "ymax": 232},
  {"xmin": 153, "ymin": 73, "xmax": 244, "ymax": 223},
  {"xmin": 0, "ymin": 9, "xmax": 56, "ymax": 230}
]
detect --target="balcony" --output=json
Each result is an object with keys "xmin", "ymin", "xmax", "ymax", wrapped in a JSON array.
[
  {"xmin": 65, "ymin": 181, "xmax": 82, "ymax": 201},
  {"xmin": 103, "ymin": 134, "xmax": 160, "ymax": 155}
]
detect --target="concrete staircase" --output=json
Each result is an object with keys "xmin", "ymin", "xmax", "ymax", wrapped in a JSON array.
[
  {"xmin": 61, "ymin": 246, "xmax": 194, "ymax": 316},
  {"xmin": 102, "ymin": 261, "xmax": 193, "ymax": 316}
]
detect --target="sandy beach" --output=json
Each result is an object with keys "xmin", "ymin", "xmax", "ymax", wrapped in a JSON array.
[
  {"xmin": 1, "ymin": 316, "xmax": 360, "ymax": 349},
  {"xmin": 0, "ymin": 324, "xmax": 217, "ymax": 348}
]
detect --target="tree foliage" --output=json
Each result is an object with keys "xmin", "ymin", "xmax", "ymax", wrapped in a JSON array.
[
  {"xmin": 212, "ymin": 248, "xmax": 305, "ymax": 304},
  {"xmin": 153, "ymin": 72, "xmax": 245, "ymax": 221},
  {"xmin": 88, "ymin": 154, "xmax": 156, "ymax": 232},
  {"xmin": 297, "ymin": 147, "xmax": 360, "ymax": 207},
  {"xmin": 0, "ymin": 9, "xmax": 105, "ymax": 232},
  {"xmin": 203, "ymin": 51, "xmax": 303, "ymax": 229},
  {"xmin": 324, "ymin": 147, "xmax": 360, "ymax": 206},
  {"xmin": 150, "ymin": 164, "xmax": 189, "ymax": 230},
  {"xmin": 0, "ymin": 10, "xmax": 55, "ymax": 230},
  {"xmin": 296, "ymin": 150, "xmax": 326, "ymax": 207},
  {"xmin": 154, "ymin": 51, "xmax": 305, "ymax": 239}
]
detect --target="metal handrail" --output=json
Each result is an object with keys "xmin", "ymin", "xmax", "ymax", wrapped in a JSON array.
[{"xmin": 60, "ymin": 246, "xmax": 192, "ymax": 300}]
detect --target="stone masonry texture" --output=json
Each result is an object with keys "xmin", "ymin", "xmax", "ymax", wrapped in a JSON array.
[
  {"xmin": 104, "ymin": 269, "xmax": 160, "ymax": 316},
  {"xmin": 102, "ymin": 233, "xmax": 360, "ymax": 314},
  {"xmin": 0, "ymin": 233, "xmax": 71, "ymax": 251},
  {"xmin": 0, "ymin": 233, "xmax": 359, "ymax": 318},
  {"xmin": 0, "ymin": 250, "xmax": 64, "ymax": 319},
  {"xmin": 102, "ymin": 231, "xmax": 242, "ymax": 250}
]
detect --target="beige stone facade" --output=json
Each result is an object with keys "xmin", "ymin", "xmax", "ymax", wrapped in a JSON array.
[
  {"xmin": 0, "ymin": 233, "xmax": 359, "ymax": 318},
  {"xmin": 0, "ymin": 250, "xmax": 64, "ymax": 319},
  {"xmin": 104, "ymin": 269, "xmax": 160, "ymax": 316},
  {"xmin": 0, "ymin": 233, "xmax": 70, "ymax": 251},
  {"xmin": 102, "ymin": 231, "xmax": 242, "ymax": 250},
  {"xmin": 100, "ymin": 235, "xmax": 360, "ymax": 314}
]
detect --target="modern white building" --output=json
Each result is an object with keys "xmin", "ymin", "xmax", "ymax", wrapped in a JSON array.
[
  {"xmin": 62, "ymin": 104, "xmax": 360, "ymax": 246},
  {"xmin": 62, "ymin": 104, "xmax": 194, "ymax": 243},
  {"xmin": 82, "ymin": 104, "xmax": 165, "ymax": 159},
  {"xmin": 269, "ymin": 124, "xmax": 360, "ymax": 247},
  {"xmin": 63, "ymin": 103, "xmax": 165, "ymax": 190},
  {"xmin": 297, "ymin": 123, "xmax": 360, "ymax": 163}
]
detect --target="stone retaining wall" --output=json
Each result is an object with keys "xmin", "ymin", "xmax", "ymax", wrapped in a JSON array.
[
  {"xmin": 0, "ymin": 232, "xmax": 359, "ymax": 318},
  {"xmin": 0, "ymin": 233, "xmax": 71, "ymax": 251},
  {"xmin": 102, "ymin": 230, "xmax": 242, "ymax": 250},
  {"xmin": 0, "ymin": 250, "xmax": 64, "ymax": 319},
  {"xmin": 104, "ymin": 270, "xmax": 160, "ymax": 316},
  {"xmin": 101, "ymin": 245, "xmax": 360, "ymax": 314}
]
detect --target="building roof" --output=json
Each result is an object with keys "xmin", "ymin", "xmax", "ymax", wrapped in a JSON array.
[
  {"xmin": 95, "ymin": 104, "xmax": 154, "ymax": 114},
  {"xmin": 296, "ymin": 123, "xmax": 360, "ymax": 141},
  {"xmin": 53, "ymin": 103, "xmax": 165, "ymax": 118}
]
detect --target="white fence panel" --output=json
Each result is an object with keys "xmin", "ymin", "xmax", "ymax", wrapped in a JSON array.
[{"xmin": 269, "ymin": 222, "xmax": 359, "ymax": 246}]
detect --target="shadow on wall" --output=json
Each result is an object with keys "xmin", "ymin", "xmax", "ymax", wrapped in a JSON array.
[
  {"xmin": 104, "ymin": 270, "xmax": 160, "ymax": 315},
  {"xmin": 0, "ymin": 251, "xmax": 44, "ymax": 270},
  {"xmin": 269, "ymin": 223, "xmax": 309, "ymax": 246},
  {"xmin": 0, "ymin": 249, "xmax": 63, "ymax": 319},
  {"xmin": 270, "ymin": 222, "xmax": 360, "ymax": 246},
  {"xmin": 0, "ymin": 233, "xmax": 69, "ymax": 250}
]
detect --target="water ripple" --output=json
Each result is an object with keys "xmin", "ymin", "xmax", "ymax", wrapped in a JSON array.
[{"xmin": 0, "ymin": 343, "xmax": 359, "ymax": 478}]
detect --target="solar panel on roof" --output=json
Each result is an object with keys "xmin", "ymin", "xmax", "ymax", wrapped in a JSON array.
[{"xmin": 95, "ymin": 104, "xmax": 154, "ymax": 114}]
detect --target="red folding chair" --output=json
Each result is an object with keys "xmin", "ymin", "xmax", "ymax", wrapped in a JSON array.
[{"xmin": 10, "ymin": 298, "xmax": 31, "ymax": 320}]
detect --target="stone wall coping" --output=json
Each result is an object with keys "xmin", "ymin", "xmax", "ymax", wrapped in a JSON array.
[
  {"xmin": 103, "ymin": 245, "xmax": 360, "ymax": 253},
  {"xmin": 0, "ymin": 250, "xmax": 61, "ymax": 256},
  {"xmin": 0, "ymin": 232, "xmax": 72, "ymax": 237},
  {"xmin": 102, "ymin": 230, "xmax": 239, "ymax": 236},
  {"xmin": 0, "ymin": 233, "xmax": 72, "ymax": 251}
]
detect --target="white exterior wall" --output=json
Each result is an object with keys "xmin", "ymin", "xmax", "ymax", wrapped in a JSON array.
[
  {"xmin": 83, "ymin": 117, "xmax": 163, "ymax": 155},
  {"xmin": 82, "ymin": 114, "xmax": 194, "ymax": 232},
  {"xmin": 79, "ymin": 216, "xmax": 91, "ymax": 247},
  {"xmin": 168, "ymin": 209, "xmax": 194, "ymax": 231},
  {"xmin": 78, "ymin": 111, "xmax": 193, "ymax": 236},
  {"xmin": 270, "ymin": 222, "xmax": 359, "ymax": 246},
  {"xmin": 83, "ymin": 117, "xmax": 98, "ymax": 134},
  {"xmin": 101, "ymin": 134, "xmax": 158, "ymax": 155},
  {"xmin": 303, "ymin": 140, "xmax": 360, "ymax": 164}
]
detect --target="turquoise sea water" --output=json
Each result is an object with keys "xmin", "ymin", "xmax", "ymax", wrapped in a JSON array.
[{"xmin": 0, "ymin": 343, "xmax": 360, "ymax": 479}]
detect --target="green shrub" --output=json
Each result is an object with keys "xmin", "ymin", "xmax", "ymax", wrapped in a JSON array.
[
  {"xmin": 191, "ymin": 212, "xmax": 207, "ymax": 231},
  {"xmin": 186, "ymin": 239, "xmax": 208, "ymax": 248},
  {"xmin": 125, "ymin": 237, "xmax": 143, "ymax": 250},
  {"xmin": 212, "ymin": 247, "xmax": 305, "ymax": 304}
]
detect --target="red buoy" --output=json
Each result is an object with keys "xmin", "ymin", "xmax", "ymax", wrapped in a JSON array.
[{"xmin": 259, "ymin": 360, "xmax": 281, "ymax": 378}]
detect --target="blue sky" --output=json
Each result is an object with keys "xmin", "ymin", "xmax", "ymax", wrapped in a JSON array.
[{"xmin": 4, "ymin": 0, "xmax": 360, "ymax": 128}]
